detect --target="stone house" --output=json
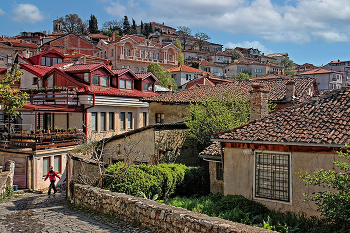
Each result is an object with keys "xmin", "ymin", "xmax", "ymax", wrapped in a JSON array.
[
  {"xmin": 102, "ymin": 123, "xmax": 201, "ymax": 167},
  {"xmin": 168, "ymin": 65, "xmax": 211, "ymax": 88},
  {"xmin": 200, "ymin": 86, "xmax": 350, "ymax": 216},
  {"xmin": 0, "ymin": 49, "xmax": 158, "ymax": 191},
  {"xmin": 199, "ymin": 60, "xmax": 224, "ymax": 77},
  {"xmin": 142, "ymin": 76, "xmax": 319, "ymax": 125},
  {"xmin": 96, "ymin": 34, "xmax": 179, "ymax": 72},
  {"xmin": 265, "ymin": 52, "xmax": 289, "ymax": 65}
]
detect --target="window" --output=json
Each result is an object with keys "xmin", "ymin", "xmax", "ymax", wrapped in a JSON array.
[
  {"xmin": 146, "ymin": 52, "xmax": 149, "ymax": 59},
  {"xmin": 135, "ymin": 67, "xmax": 139, "ymax": 73},
  {"xmin": 136, "ymin": 50, "xmax": 140, "ymax": 57},
  {"xmin": 143, "ymin": 112, "xmax": 147, "ymax": 127},
  {"xmin": 54, "ymin": 155, "xmax": 61, "ymax": 174},
  {"xmin": 52, "ymin": 58, "xmax": 58, "ymax": 66},
  {"xmin": 143, "ymin": 83, "xmax": 148, "ymax": 91},
  {"xmin": 0, "ymin": 53, "xmax": 4, "ymax": 61},
  {"xmin": 33, "ymin": 77, "xmax": 38, "ymax": 85},
  {"xmin": 124, "ymin": 48, "xmax": 126, "ymax": 55},
  {"xmin": 127, "ymin": 112, "xmax": 132, "ymax": 129},
  {"xmin": 91, "ymin": 112, "xmax": 97, "ymax": 131},
  {"xmin": 127, "ymin": 49, "xmax": 131, "ymax": 56},
  {"xmin": 216, "ymin": 162, "xmax": 223, "ymax": 180},
  {"xmin": 104, "ymin": 51, "xmax": 107, "ymax": 58},
  {"xmin": 148, "ymin": 84, "xmax": 153, "ymax": 91},
  {"xmin": 186, "ymin": 74, "xmax": 189, "ymax": 80},
  {"xmin": 46, "ymin": 57, "xmax": 51, "ymax": 66},
  {"xmin": 141, "ymin": 67, "xmax": 144, "ymax": 72},
  {"xmin": 120, "ymin": 112, "xmax": 125, "ymax": 130},
  {"xmin": 111, "ymin": 49, "xmax": 114, "ymax": 57},
  {"xmin": 156, "ymin": 53, "xmax": 159, "ymax": 60},
  {"xmin": 100, "ymin": 112, "xmax": 106, "ymax": 131},
  {"xmin": 84, "ymin": 73, "xmax": 89, "ymax": 83},
  {"xmin": 141, "ymin": 51, "xmax": 144, "ymax": 58},
  {"xmin": 255, "ymin": 152, "xmax": 290, "ymax": 202},
  {"xmin": 100, "ymin": 76, "xmax": 107, "ymax": 86},
  {"xmin": 92, "ymin": 75, "xmax": 99, "ymax": 85},
  {"xmin": 97, "ymin": 52, "xmax": 99, "ymax": 57},
  {"xmin": 120, "ymin": 79, "xmax": 126, "ymax": 88},
  {"xmin": 169, "ymin": 54, "xmax": 173, "ymax": 61},
  {"xmin": 43, "ymin": 157, "xmax": 50, "ymax": 176},
  {"xmin": 109, "ymin": 112, "xmax": 114, "ymax": 130},
  {"xmin": 155, "ymin": 113, "xmax": 164, "ymax": 123},
  {"xmin": 151, "ymin": 52, "xmax": 154, "ymax": 60},
  {"xmin": 126, "ymin": 80, "xmax": 132, "ymax": 89}
]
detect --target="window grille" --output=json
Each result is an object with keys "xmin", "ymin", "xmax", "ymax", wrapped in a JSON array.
[{"xmin": 255, "ymin": 152, "xmax": 290, "ymax": 202}]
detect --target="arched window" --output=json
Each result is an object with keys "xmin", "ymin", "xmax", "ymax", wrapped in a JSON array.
[{"xmin": 135, "ymin": 67, "xmax": 139, "ymax": 73}]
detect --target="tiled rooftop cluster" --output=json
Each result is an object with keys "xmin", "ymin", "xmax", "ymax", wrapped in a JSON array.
[
  {"xmin": 143, "ymin": 77, "xmax": 318, "ymax": 103},
  {"xmin": 216, "ymin": 86, "xmax": 350, "ymax": 146}
]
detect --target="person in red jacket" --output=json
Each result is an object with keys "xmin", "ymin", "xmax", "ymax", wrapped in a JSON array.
[{"xmin": 44, "ymin": 166, "xmax": 61, "ymax": 195}]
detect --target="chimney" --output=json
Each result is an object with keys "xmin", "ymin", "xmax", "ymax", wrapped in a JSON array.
[
  {"xmin": 112, "ymin": 31, "xmax": 116, "ymax": 41},
  {"xmin": 249, "ymin": 83, "xmax": 269, "ymax": 122},
  {"xmin": 83, "ymin": 54, "xmax": 86, "ymax": 64},
  {"xmin": 168, "ymin": 85, "xmax": 173, "ymax": 91},
  {"xmin": 285, "ymin": 81, "xmax": 295, "ymax": 101}
]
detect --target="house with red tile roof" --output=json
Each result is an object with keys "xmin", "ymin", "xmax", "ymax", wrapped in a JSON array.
[
  {"xmin": 200, "ymin": 86, "xmax": 350, "ymax": 216},
  {"xmin": 0, "ymin": 49, "xmax": 158, "ymax": 191},
  {"xmin": 208, "ymin": 51, "xmax": 232, "ymax": 65},
  {"xmin": 265, "ymin": 52, "xmax": 288, "ymax": 64},
  {"xmin": 41, "ymin": 34, "xmax": 101, "ymax": 56},
  {"xmin": 199, "ymin": 60, "xmax": 224, "ymax": 77},
  {"xmin": 96, "ymin": 34, "xmax": 179, "ymax": 73},
  {"xmin": 223, "ymin": 61, "xmax": 284, "ymax": 78},
  {"xmin": 296, "ymin": 68, "xmax": 343, "ymax": 90},
  {"xmin": 142, "ymin": 76, "xmax": 318, "ymax": 125},
  {"xmin": 180, "ymin": 75, "xmax": 233, "ymax": 90},
  {"xmin": 168, "ymin": 64, "xmax": 211, "ymax": 88}
]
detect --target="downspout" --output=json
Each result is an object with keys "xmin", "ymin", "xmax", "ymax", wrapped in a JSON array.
[{"xmin": 83, "ymin": 94, "xmax": 95, "ymax": 136}]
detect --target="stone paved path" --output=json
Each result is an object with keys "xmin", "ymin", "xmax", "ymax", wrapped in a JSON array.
[{"xmin": 0, "ymin": 191, "xmax": 155, "ymax": 233}]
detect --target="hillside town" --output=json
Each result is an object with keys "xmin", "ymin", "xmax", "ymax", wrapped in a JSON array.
[{"xmin": 1, "ymin": 14, "xmax": 350, "ymax": 233}]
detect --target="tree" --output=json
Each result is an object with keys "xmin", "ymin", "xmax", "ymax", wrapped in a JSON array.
[
  {"xmin": 177, "ymin": 26, "xmax": 192, "ymax": 50},
  {"xmin": 299, "ymin": 146, "xmax": 350, "ymax": 232},
  {"xmin": 185, "ymin": 92, "xmax": 250, "ymax": 146},
  {"xmin": 194, "ymin": 32, "xmax": 211, "ymax": 51},
  {"xmin": 174, "ymin": 39, "xmax": 184, "ymax": 65},
  {"xmin": 147, "ymin": 63, "xmax": 177, "ymax": 90},
  {"xmin": 268, "ymin": 59, "xmax": 278, "ymax": 65},
  {"xmin": 225, "ymin": 49, "xmax": 244, "ymax": 61},
  {"xmin": 130, "ymin": 18, "xmax": 137, "ymax": 34},
  {"xmin": 122, "ymin": 16, "xmax": 131, "ymax": 34},
  {"xmin": 59, "ymin": 14, "xmax": 85, "ymax": 34},
  {"xmin": 143, "ymin": 23, "xmax": 153, "ymax": 37},
  {"xmin": 281, "ymin": 57, "xmax": 297, "ymax": 77},
  {"xmin": 232, "ymin": 72, "xmax": 254, "ymax": 80},
  {"xmin": 140, "ymin": 21, "xmax": 144, "ymax": 34},
  {"xmin": 102, "ymin": 19, "xmax": 122, "ymax": 33},
  {"xmin": 1, "ymin": 64, "xmax": 28, "ymax": 115},
  {"xmin": 88, "ymin": 14, "xmax": 99, "ymax": 34}
]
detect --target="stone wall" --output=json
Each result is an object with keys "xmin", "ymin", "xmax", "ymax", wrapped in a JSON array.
[
  {"xmin": 72, "ymin": 184, "xmax": 275, "ymax": 233},
  {"xmin": 0, "ymin": 160, "xmax": 15, "ymax": 195}
]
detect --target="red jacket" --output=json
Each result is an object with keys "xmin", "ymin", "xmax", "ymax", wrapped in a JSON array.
[{"xmin": 45, "ymin": 170, "xmax": 60, "ymax": 181}]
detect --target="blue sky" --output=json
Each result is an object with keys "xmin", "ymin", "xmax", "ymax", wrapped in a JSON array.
[{"xmin": 1, "ymin": 0, "xmax": 350, "ymax": 66}]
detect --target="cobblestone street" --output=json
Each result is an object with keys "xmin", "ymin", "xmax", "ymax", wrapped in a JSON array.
[{"xmin": 0, "ymin": 191, "xmax": 155, "ymax": 233}]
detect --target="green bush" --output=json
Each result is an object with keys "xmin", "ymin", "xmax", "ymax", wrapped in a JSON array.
[{"xmin": 102, "ymin": 162, "xmax": 209, "ymax": 199}]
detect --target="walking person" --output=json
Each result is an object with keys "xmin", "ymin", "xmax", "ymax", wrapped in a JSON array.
[{"xmin": 44, "ymin": 166, "xmax": 61, "ymax": 195}]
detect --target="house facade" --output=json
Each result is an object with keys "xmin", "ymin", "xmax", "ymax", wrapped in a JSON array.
[
  {"xmin": 297, "ymin": 68, "xmax": 343, "ymax": 90},
  {"xmin": 168, "ymin": 65, "xmax": 210, "ymax": 88},
  {"xmin": 199, "ymin": 60, "xmax": 224, "ymax": 77},
  {"xmin": 96, "ymin": 34, "xmax": 179, "ymax": 72},
  {"xmin": 0, "ymin": 49, "xmax": 158, "ymax": 191},
  {"xmin": 223, "ymin": 61, "xmax": 284, "ymax": 78},
  {"xmin": 201, "ymin": 86, "xmax": 350, "ymax": 216}
]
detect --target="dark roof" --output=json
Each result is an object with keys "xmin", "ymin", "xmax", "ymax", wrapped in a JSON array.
[
  {"xmin": 215, "ymin": 86, "xmax": 350, "ymax": 147},
  {"xmin": 143, "ymin": 77, "xmax": 318, "ymax": 104}
]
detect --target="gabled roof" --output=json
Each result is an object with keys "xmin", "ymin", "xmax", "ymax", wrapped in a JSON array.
[
  {"xmin": 298, "ymin": 68, "xmax": 338, "ymax": 75},
  {"xmin": 251, "ymin": 73, "xmax": 291, "ymax": 81},
  {"xmin": 167, "ymin": 65, "xmax": 211, "ymax": 74},
  {"xmin": 143, "ymin": 77, "xmax": 318, "ymax": 104},
  {"xmin": 210, "ymin": 51, "xmax": 231, "ymax": 57},
  {"xmin": 111, "ymin": 35, "xmax": 162, "ymax": 47},
  {"xmin": 135, "ymin": 72, "xmax": 159, "ymax": 82},
  {"xmin": 20, "ymin": 64, "xmax": 53, "ymax": 78},
  {"xmin": 266, "ymin": 53, "xmax": 288, "ymax": 57},
  {"xmin": 215, "ymin": 86, "xmax": 350, "ymax": 147},
  {"xmin": 62, "ymin": 63, "xmax": 114, "ymax": 75},
  {"xmin": 199, "ymin": 60, "xmax": 223, "ymax": 67},
  {"xmin": 77, "ymin": 85, "xmax": 157, "ymax": 98},
  {"xmin": 7, "ymin": 39, "xmax": 39, "ymax": 49},
  {"xmin": 29, "ymin": 49, "xmax": 66, "ymax": 61}
]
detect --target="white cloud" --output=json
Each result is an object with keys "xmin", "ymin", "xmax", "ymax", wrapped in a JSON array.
[
  {"xmin": 127, "ymin": 0, "xmax": 350, "ymax": 44},
  {"xmin": 103, "ymin": 1, "xmax": 127, "ymax": 17},
  {"xmin": 224, "ymin": 41, "xmax": 273, "ymax": 54},
  {"xmin": 11, "ymin": 4, "xmax": 45, "ymax": 24},
  {"xmin": 0, "ymin": 9, "xmax": 5, "ymax": 15},
  {"xmin": 103, "ymin": 0, "xmax": 142, "ymax": 18}
]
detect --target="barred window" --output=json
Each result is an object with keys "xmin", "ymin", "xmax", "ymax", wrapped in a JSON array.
[
  {"xmin": 255, "ymin": 152, "xmax": 290, "ymax": 202},
  {"xmin": 216, "ymin": 162, "xmax": 223, "ymax": 180}
]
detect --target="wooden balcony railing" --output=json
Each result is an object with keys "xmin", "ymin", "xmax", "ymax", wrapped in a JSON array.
[
  {"xmin": 0, "ymin": 131, "xmax": 85, "ymax": 151},
  {"xmin": 26, "ymin": 90, "xmax": 79, "ymax": 106}
]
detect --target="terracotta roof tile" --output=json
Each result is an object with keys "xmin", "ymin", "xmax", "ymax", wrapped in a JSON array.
[
  {"xmin": 143, "ymin": 77, "xmax": 318, "ymax": 103},
  {"xmin": 298, "ymin": 68, "xmax": 338, "ymax": 75},
  {"xmin": 215, "ymin": 86, "xmax": 350, "ymax": 146}
]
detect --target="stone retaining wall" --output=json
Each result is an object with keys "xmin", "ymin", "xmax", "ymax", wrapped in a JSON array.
[
  {"xmin": 72, "ymin": 184, "xmax": 276, "ymax": 233},
  {"xmin": 0, "ymin": 161, "xmax": 15, "ymax": 195}
]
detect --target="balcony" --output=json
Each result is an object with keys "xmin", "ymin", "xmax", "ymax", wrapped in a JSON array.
[
  {"xmin": 0, "ymin": 130, "xmax": 85, "ymax": 151},
  {"xmin": 25, "ymin": 89, "xmax": 79, "ymax": 106}
]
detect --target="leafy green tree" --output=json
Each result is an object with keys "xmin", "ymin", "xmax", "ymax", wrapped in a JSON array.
[
  {"xmin": 225, "ymin": 49, "xmax": 244, "ymax": 61},
  {"xmin": 102, "ymin": 19, "xmax": 122, "ymax": 34},
  {"xmin": 1, "ymin": 65, "xmax": 28, "ymax": 115},
  {"xmin": 194, "ymin": 32, "xmax": 211, "ymax": 51},
  {"xmin": 174, "ymin": 39, "xmax": 184, "ymax": 65},
  {"xmin": 268, "ymin": 59, "xmax": 278, "ymax": 65},
  {"xmin": 88, "ymin": 14, "xmax": 99, "ymax": 34},
  {"xmin": 122, "ymin": 16, "xmax": 131, "ymax": 34},
  {"xmin": 147, "ymin": 63, "xmax": 177, "ymax": 90},
  {"xmin": 299, "ymin": 145, "xmax": 350, "ymax": 232},
  {"xmin": 185, "ymin": 92, "xmax": 250, "ymax": 146},
  {"xmin": 232, "ymin": 72, "xmax": 254, "ymax": 80},
  {"xmin": 281, "ymin": 57, "xmax": 297, "ymax": 77}
]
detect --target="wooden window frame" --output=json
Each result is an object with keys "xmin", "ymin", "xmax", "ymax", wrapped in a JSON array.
[
  {"xmin": 42, "ymin": 156, "xmax": 51, "ymax": 177},
  {"xmin": 54, "ymin": 155, "xmax": 61, "ymax": 174}
]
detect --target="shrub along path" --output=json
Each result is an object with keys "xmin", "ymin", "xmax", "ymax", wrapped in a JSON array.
[{"xmin": 0, "ymin": 190, "xmax": 154, "ymax": 233}]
